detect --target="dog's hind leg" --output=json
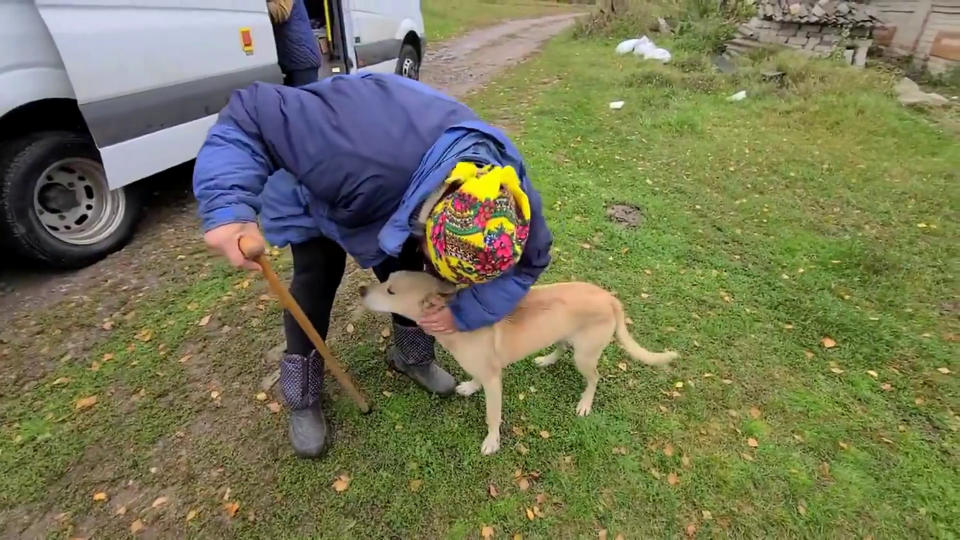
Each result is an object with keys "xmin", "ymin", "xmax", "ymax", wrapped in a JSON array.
[
  {"xmin": 533, "ymin": 343, "xmax": 567, "ymax": 368},
  {"xmin": 455, "ymin": 379, "xmax": 481, "ymax": 396},
  {"xmin": 570, "ymin": 325, "xmax": 613, "ymax": 416},
  {"xmin": 479, "ymin": 375, "xmax": 503, "ymax": 455}
]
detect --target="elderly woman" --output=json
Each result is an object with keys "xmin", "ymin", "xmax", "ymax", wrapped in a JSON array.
[
  {"xmin": 266, "ymin": 0, "xmax": 321, "ymax": 87},
  {"xmin": 193, "ymin": 73, "xmax": 552, "ymax": 458}
]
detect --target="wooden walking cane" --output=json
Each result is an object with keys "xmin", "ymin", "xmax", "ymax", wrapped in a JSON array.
[{"xmin": 238, "ymin": 235, "xmax": 372, "ymax": 414}]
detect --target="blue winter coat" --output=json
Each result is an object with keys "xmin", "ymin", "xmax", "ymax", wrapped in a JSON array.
[
  {"xmin": 193, "ymin": 73, "xmax": 552, "ymax": 330},
  {"xmin": 273, "ymin": 0, "xmax": 322, "ymax": 72}
]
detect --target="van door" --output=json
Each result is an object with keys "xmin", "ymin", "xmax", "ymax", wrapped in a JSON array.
[
  {"xmin": 351, "ymin": 0, "xmax": 404, "ymax": 70},
  {"xmin": 34, "ymin": 0, "xmax": 282, "ymax": 187}
]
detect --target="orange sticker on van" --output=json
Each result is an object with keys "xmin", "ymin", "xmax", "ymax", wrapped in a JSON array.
[{"xmin": 240, "ymin": 27, "xmax": 254, "ymax": 55}]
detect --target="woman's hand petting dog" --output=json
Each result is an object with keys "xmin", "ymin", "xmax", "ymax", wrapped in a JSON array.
[{"xmin": 418, "ymin": 305, "xmax": 457, "ymax": 335}]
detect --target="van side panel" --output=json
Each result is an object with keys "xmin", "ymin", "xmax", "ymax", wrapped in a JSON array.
[{"xmin": 0, "ymin": 1, "xmax": 74, "ymax": 119}]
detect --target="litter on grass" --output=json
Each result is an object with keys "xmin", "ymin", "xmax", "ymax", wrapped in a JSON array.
[
  {"xmin": 728, "ymin": 90, "xmax": 747, "ymax": 101},
  {"xmin": 609, "ymin": 100, "xmax": 625, "ymax": 110},
  {"xmin": 615, "ymin": 36, "xmax": 671, "ymax": 63}
]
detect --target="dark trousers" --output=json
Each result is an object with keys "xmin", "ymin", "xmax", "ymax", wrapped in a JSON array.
[
  {"xmin": 285, "ymin": 236, "xmax": 423, "ymax": 356},
  {"xmin": 283, "ymin": 67, "xmax": 319, "ymax": 87}
]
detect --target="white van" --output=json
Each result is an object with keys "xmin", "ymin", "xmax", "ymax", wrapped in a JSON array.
[{"xmin": 0, "ymin": 0, "xmax": 425, "ymax": 268}]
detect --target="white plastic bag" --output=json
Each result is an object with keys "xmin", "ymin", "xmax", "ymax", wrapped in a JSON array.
[
  {"xmin": 632, "ymin": 35, "xmax": 671, "ymax": 63},
  {"xmin": 615, "ymin": 39, "xmax": 640, "ymax": 55},
  {"xmin": 609, "ymin": 101, "xmax": 625, "ymax": 110}
]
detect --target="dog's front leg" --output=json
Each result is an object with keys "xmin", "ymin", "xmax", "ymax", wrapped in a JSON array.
[{"xmin": 480, "ymin": 375, "xmax": 503, "ymax": 455}]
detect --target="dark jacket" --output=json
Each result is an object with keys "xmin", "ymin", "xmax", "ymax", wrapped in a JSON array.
[
  {"xmin": 272, "ymin": 0, "xmax": 322, "ymax": 72},
  {"xmin": 193, "ymin": 73, "xmax": 553, "ymax": 330}
]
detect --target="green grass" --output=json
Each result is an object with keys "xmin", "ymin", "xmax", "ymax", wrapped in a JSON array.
[
  {"xmin": 2, "ymin": 28, "xmax": 959, "ymax": 540},
  {"xmin": 422, "ymin": 0, "xmax": 581, "ymax": 41}
]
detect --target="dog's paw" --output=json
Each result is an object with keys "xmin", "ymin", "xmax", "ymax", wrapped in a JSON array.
[
  {"xmin": 576, "ymin": 397, "xmax": 593, "ymax": 416},
  {"xmin": 480, "ymin": 434, "xmax": 501, "ymax": 455},
  {"xmin": 455, "ymin": 380, "xmax": 481, "ymax": 397}
]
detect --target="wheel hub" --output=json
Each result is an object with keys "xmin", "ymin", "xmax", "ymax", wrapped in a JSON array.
[
  {"xmin": 32, "ymin": 159, "xmax": 126, "ymax": 246},
  {"xmin": 37, "ymin": 183, "xmax": 80, "ymax": 214}
]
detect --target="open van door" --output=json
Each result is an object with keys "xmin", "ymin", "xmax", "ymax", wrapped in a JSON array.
[{"xmin": 34, "ymin": 0, "xmax": 282, "ymax": 189}]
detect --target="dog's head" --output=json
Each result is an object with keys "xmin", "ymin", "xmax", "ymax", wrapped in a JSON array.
[{"xmin": 359, "ymin": 271, "xmax": 456, "ymax": 320}]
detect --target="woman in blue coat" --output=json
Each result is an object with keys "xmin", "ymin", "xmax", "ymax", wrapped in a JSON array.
[{"xmin": 194, "ymin": 73, "xmax": 552, "ymax": 458}]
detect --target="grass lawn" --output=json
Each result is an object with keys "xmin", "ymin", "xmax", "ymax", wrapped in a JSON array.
[
  {"xmin": 2, "ymin": 25, "xmax": 959, "ymax": 540},
  {"xmin": 422, "ymin": 0, "xmax": 580, "ymax": 41}
]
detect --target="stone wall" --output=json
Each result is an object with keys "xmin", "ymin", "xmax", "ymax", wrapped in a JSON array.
[{"xmin": 727, "ymin": 17, "xmax": 874, "ymax": 66}]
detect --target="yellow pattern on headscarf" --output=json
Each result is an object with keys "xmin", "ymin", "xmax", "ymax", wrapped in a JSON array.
[{"xmin": 425, "ymin": 162, "xmax": 531, "ymax": 284}]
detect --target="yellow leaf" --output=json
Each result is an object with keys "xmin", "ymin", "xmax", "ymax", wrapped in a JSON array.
[
  {"xmin": 721, "ymin": 379, "xmax": 733, "ymax": 385},
  {"xmin": 741, "ymin": 452, "xmax": 755, "ymax": 462},
  {"xmin": 866, "ymin": 370, "xmax": 878, "ymax": 378},
  {"xmin": 612, "ymin": 446, "xmax": 628, "ymax": 455},
  {"xmin": 667, "ymin": 472, "xmax": 679, "ymax": 486},
  {"xmin": 151, "ymin": 497, "xmax": 168, "ymax": 508},
  {"xmin": 749, "ymin": 407, "xmax": 761, "ymax": 419},
  {"xmin": 198, "ymin": 315, "xmax": 212, "ymax": 327},
  {"xmin": 517, "ymin": 477, "xmax": 530, "ymax": 491},
  {"xmin": 663, "ymin": 444, "xmax": 674, "ymax": 457},
  {"xmin": 820, "ymin": 336, "xmax": 837, "ymax": 348},
  {"xmin": 797, "ymin": 502, "xmax": 807, "ymax": 516},
  {"xmin": 650, "ymin": 468, "xmax": 661, "ymax": 479},
  {"xmin": 937, "ymin": 367, "xmax": 952, "ymax": 375},
  {"xmin": 539, "ymin": 430, "xmax": 550, "ymax": 439},
  {"xmin": 617, "ymin": 362, "xmax": 628, "ymax": 372},
  {"xmin": 115, "ymin": 505, "xmax": 127, "ymax": 516},
  {"xmin": 178, "ymin": 355, "xmax": 192, "ymax": 364},
  {"xmin": 830, "ymin": 367, "xmax": 844, "ymax": 374},
  {"xmin": 346, "ymin": 323, "xmax": 355, "ymax": 334},
  {"xmin": 702, "ymin": 510, "xmax": 713, "ymax": 520},
  {"xmin": 747, "ymin": 438, "xmax": 759, "ymax": 448},
  {"xmin": 92, "ymin": 492, "xmax": 108, "ymax": 502},
  {"xmin": 598, "ymin": 530, "xmax": 609, "ymax": 540},
  {"xmin": 804, "ymin": 350, "xmax": 815, "ymax": 359},
  {"xmin": 514, "ymin": 535, "xmax": 523, "ymax": 540},
  {"xmin": 488, "ymin": 483, "xmax": 499, "ymax": 498},
  {"xmin": 615, "ymin": 534, "xmax": 625, "ymax": 540},
  {"xmin": 90, "ymin": 361, "xmax": 101, "ymax": 372},
  {"xmin": 525, "ymin": 507, "xmax": 535, "ymax": 520},
  {"xmin": 185, "ymin": 510, "xmax": 198, "ymax": 522},
  {"xmin": 130, "ymin": 519, "xmax": 145, "ymax": 534},
  {"xmin": 674, "ymin": 381, "xmax": 684, "ymax": 388},
  {"xmin": 681, "ymin": 455, "xmax": 691, "ymax": 468},
  {"xmin": 210, "ymin": 390, "xmax": 220, "ymax": 400},
  {"xmin": 516, "ymin": 443, "xmax": 529, "ymax": 455},
  {"xmin": 267, "ymin": 402, "xmax": 282, "ymax": 413},
  {"xmin": 838, "ymin": 441, "xmax": 849, "ymax": 450},
  {"xmin": 408, "ymin": 479, "xmax": 423, "ymax": 492},
  {"xmin": 103, "ymin": 353, "xmax": 115, "ymax": 361},
  {"xmin": 915, "ymin": 397, "xmax": 924, "ymax": 405},
  {"xmin": 380, "ymin": 327, "xmax": 391, "ymax": 338},
  {"xmin": 135, "ymin": 329, "xmax": 153, "ymax": 342},
  {"xmin": 223, "ymin": 502, "xmax": 240, "ymax": 518},
  {"xmin": 382, "ymin": 390, "xmax": 393, "ymax": 398},
  {"xmin": 75, "ymin": 395, "xmax": 98, "ymax": 411},
  {"xmin": 580, "ymin": 243, "xmax": 592, "ymax": 249},
  {"xmin": 255, "ymin": 392, "xmax": 267, "ymax": 401},
  {"xmin": 481, "ymin": 525, "xmax": 494, "ymax": 539},
  {"xmin": 332, "ymin": 474, "xmax": 350, "ymax": 493},
  {"xmin": 52, "ymin": 377, "xmax": 71, "ymax": 386}
]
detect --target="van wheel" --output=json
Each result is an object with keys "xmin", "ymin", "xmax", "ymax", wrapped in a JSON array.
[
  {"xmin": 396, "ymin": 43, "xmax": 420, "ymax": 80},
  {"xmin": 0, "ymin": 131, "xmax": 141, "ymax": 268}
]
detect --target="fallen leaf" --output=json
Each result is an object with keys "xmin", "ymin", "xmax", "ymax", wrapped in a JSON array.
[
  {"xmin": 867, "ymin": 370, "xmax": 879, "ymax": 378},
  {"xmin": 830, "ymin": 367, "xmax": 844, "ymax": 374},
  {"xmin": 539, "ymin": 430, "xmax": 550, "ymax": 439},
  {"xmin": 332, "ymin": 474, "xmax": 350, "ymax": 493},
  {"xmin": 702, "ymin": 510, "xmax": 713, "ymax": 520},
  {"xmin": 198, "ymin": 315, "xmax": 212, "ymax": 327},
  {"xmin": 659, "ymin": 405, "xmax": 669, "ymax": 413},
  {"xmin": 488, "ymin": 483, "xmax": 499, "ymax": 498},
  {"xmin": 533, "ymin": 506, "xmax": 545, "ymax": 518},
  {"xmin": 92, "ymin": 492, "xmax": 108, "ymax": 502},
  {"xmin": 663, "ymin": 444, "xmax": 675, "ymax": 457},
  {"xmin": 580, "ymin": 243, "xmax": 592, "ymax": 249},
  {"xmin": 513, "ymin": 535, "xmax": 523, "ymax": 540},
  {"xmin": 130, "ymin": 519, "xmax": 145, "ymax": 534},
  {"xmin": 749, "ymin": 407, "xmax": 762, "ymax": 419},
  {"xmin": 650, "ymin": 469, "xmax": 661, "ymax": 479},
  {"xmin": 135, "ymin": 329, "xmax": 154, "ymax": 342},
  {"xmin": 741, "ymin": 452, "xmax": 755, "ymax": 462},
  {"xmin": 612, "ymin": 446, "xmax": 628, "ymax": 455},
  {"xmin": 598, "ymin": 530, "xmax": 609, "ymax": 540},
  {"xmin": 681, "ymin": 455, "xmax": 691, "ymax": 468},
  {"xmin": 222, "ymin": 487, "xmax": 231, "ymax": 501},
  {"xmin": 721, "ymin": 379, "xmax": 733, "ymax": 384},
  {"xmin": 210, "ymin": 390, "xmax": 221, "ymax": 400},
  {"xmin": 103, "ymin": 353, "xmax": 115, "ymax": 361},
  {"xmin": 151, "ymin": 497, "xmax": 168, "ymax": 509},
  {"xmin": 516, "ymin": 443, "xmax": 529, "ymax": 455},
  {"xmin": 937, "ymin": 367, "xmax": 951, "ymax": 375},
  {"xmin": 838, "ymin": 441, "xmax": 849, "ymax": 450},
  {"xmin": 511, "ymin": 425, "xmax": 524, "ymax": 437},
  {"xmin": 525, "ymin": 507, "xmax": 535, "ymax": 520},
  {"xmin": 255, "ymin": 392, "xmax": 267, "ymax": 401},
  {"xmin": 380, "ymin": 327, "xmax": 391, "ymax": 338},
  {"xmin": 178, "ymin": 355, "xmax": 192, "ymax": 364},
  {"xmin": 674, "ymin": 381, "xmax": 684, "ymax": 388},
  {"xmin": 517, "ymin": 477, "xmax": 530, "ymax": 491},
  {"xmin": 804, "ymin": 350, "xmax": 815, "ymax": 359},
  {"xmin": 481, "ymin": 526, "xmax": 494, "ymax": 539},
  {"xmin": 667, "ymin": 472, "xmax": 679, "ymax": 486},
  {"xmin": 75, "ymin": 396, "xmax": 98, "ymax": 411},
  {"xmin": 536, "ymin": 493, "xmax": 547, "ymax": 505},
  {"xmin": 223, "ymin": 502, "xmax": 240, "ymax": 518},
  {"xmin": 52, "ymin": 377, "xmax": 71, "ymax": 386},
  {"xmin": 820, "ymin": 336, "xmax": 837, "ymax": 348},
  {"xmin": 797, "ymin": 502, "xmax": 807, "ymax": 516},
  {"xmin": 915, "ymin": 397, "xmax": 924, "ymax": 405},
  {"xmin": 185, "ymin": 510, "xmax": 198, "ymax": 522},
  {"xmin": 115, "ymin": 505, "xmax": 127, "ymax": 516},
  {"xmin": 408, "ymin": 479, "xmax": 423, "ymax": 492},
  {"xmin": 267, "ymin": 402, "xmax": 282, "ymax": 413},
  {"xmin": 382, "ymin": 390, "xmax": 393, "ymax": 398},
  {"xmin": 783, "ymin": 323, "xmax": 794, "ymax": 329},
  {"xmin": 89, "ymin": 361, "xmax": 101, "ymax": 372},
  {"xmin": 618, "ymin": 362, "xmax": 628, "ymax": 372},
  {"xmin": 747, "ymin": 438, "xmax": 759, "ymax": 448},
  {"xmin": 685, "ymin": 523, "xmax": 697, "ymax": 537},
  {"xmin": 102, "ymin": 320, "xmax": 115, "ymax": 331},
  {"xmin": 881, "ymin": 383, "xmax": 893, "ymax": 391},
  {"xmin": 615, "ymin": 533, "xmax": 625, "ymax": 540},
  {"xmin": 346, "ymin": 323, "xmax": 355, "ymax": 334}
]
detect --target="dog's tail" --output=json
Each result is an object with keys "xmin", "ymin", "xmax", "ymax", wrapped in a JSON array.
[{"xmin": 611, "ymin": 298, "xmax": 678, "ymax": 366}]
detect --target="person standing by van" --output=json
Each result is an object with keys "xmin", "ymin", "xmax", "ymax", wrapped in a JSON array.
[
  {"xmin": 193, "ymin": 74, "xmax": 553, "ymax": 458},
  {"xmin": 267, "ymin": 0, "xmax": 322, "ymax": 86}
]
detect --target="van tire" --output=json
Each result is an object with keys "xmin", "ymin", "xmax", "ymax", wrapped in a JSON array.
[
  {"xmin": 396, "ymin": 43, "xmax": 420, "ymax": 80},
  {"xmin": 0, "ymin": 131, "xmax": 141, "ymax": 269}
]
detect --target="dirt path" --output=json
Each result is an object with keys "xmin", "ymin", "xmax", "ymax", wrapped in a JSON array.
[
  {"xmin": 0, "ymin": 12, "xmax": 580, "ymax": 322},
  {"xmin": 0, "ymin": 14, "xmax": 579, "ymax": 539}
]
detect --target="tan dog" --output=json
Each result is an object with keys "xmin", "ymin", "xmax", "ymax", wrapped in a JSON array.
[{"xmin": 360, "ymin": 271, "xmax": 678, "ymax": 455}]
